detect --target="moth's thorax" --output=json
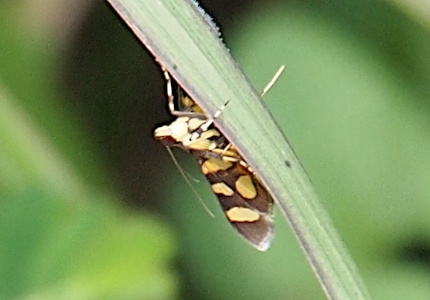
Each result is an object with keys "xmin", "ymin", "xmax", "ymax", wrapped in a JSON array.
[{"xmin": 154, "ymin": 116, "xmax": 221, "ymax": 151}]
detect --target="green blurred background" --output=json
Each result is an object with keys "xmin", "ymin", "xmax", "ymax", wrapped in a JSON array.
[{"xmin": 1, "ymin": 0, "xmax": 430, "ymax": 299}]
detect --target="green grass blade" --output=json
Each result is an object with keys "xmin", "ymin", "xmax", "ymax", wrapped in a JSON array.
[{"xmin": 107, "ymin": 0, "xmax": 372, "ymax": 298}]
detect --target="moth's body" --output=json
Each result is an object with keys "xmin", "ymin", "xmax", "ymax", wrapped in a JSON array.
[{"xmin": 154, "ymin": 66, "xmax": 283, "ymax": 251}]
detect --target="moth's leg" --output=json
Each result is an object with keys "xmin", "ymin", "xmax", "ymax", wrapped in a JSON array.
[
  {"xmin": 160, "ymin": 66, "xmax": 206, "ymax": 118},
  {"xmin": 160, "ymin": 65, "xmax": 176, "ymax": 114}
]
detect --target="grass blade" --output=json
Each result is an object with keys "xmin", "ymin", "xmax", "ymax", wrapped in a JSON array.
[{"xmin": 107, "ymin": 0, "xmax": 372, "ymax": 298}]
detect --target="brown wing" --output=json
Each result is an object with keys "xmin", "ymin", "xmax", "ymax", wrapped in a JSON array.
[{"xmin": 197, "ymin": 154, "xmax": 274, "ymax": 251}]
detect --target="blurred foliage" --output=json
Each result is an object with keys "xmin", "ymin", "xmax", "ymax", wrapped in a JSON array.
[
  {"xmin": 0, "ymin": 2, "xmax": 177, "ymax": 300},
  {"xmin": 1, "ymin": 0, "xmax": 430, "ymax": 299}
]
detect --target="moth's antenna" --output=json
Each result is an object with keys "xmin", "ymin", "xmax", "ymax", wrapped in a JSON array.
[
  {"xmin": 197, "ymin": 100, "xmax": 229, "ymax": 134},
  {"xmin": 260, "ymin": 65, "xmax": 285, "ymax": 97},
  {"xmin": 165, "ymin": 147, "xmax": 215, "ymax": 217}
]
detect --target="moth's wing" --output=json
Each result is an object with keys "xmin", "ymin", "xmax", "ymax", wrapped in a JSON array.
[{"xmin": 197, "ymin": 155, "xmax": 274, "ymax": 251}]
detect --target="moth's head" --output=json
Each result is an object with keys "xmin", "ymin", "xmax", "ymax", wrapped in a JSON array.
[{"xmin": 154, "ymin": 117, "xmax": 191, "ymax": 147}]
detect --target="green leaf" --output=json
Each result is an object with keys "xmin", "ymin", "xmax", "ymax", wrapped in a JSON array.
[{"xmin": 107, "ymin": 0, "xmax": 371, "ymax": 299}]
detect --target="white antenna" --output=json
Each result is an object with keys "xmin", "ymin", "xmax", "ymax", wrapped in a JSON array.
[{"xmin": 260, "ymin": 65, "xmax": 285, "ymax": 97}]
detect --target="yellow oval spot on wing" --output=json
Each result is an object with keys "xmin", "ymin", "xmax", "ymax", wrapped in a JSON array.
[
  {"xmin": 211, "ymin": 182, "xmax": 234, "ymax": 196},
  {"xmin": 201, "ymin": 158, "xmax": 233, "ymax": 174},
  {"xmin": 212, "ymin": 148, "xmax": 240, "ymax": 159},
  {"xmin": 188, "ymin": 118, "xmax": 206, "ymax": 131},
  {"xmin": 200, "ymin": 129, "xmax": 220, "ymax": 140},
  {"xmin": 236, "ymin": 175, "xmax": 257, "ymax": 199},
  {"xmin": 226, "ymin": 207, "xmax": 260, "ymax": 222},
  {"xmin": 186, "ymin": 139, "xmax": 213, "ymax": 150}
]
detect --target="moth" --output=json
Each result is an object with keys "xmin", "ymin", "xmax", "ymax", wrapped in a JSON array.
[{"xmin": 154, "ymin": 66, "xmax": 284, "ymax": 251}]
